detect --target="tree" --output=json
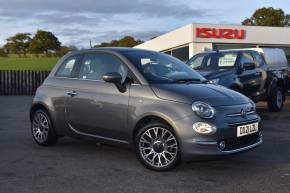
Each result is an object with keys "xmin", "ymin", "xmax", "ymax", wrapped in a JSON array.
[
  {"xmin": 117, "ymin": 36, "xmax": 143, "ymax": 47},
  {"xmin": 242, "ymin": 7, "xmax": 290, "ymax": 27},
  {"xmin": 54, "ymin": 45, "xmax": 78, "ymax": 57},
  {"xmin": 3, "ymin": 43, "xmax": 12, "ymax": 54},
  {"xmin": 94, "ymin": 36, "xmax": 144, "ymax": 48},
  {"xmin": 5, "ymin": 33, "xmax": 31, "ymax": 56},
  {"xmin": 95, "ymin": 42, "xmax": 111, "ymax": 47},
  {"xmin": 0, "ymin": 47, "xmax": 8, "ymax": 57},
  {"xmin": 30, "ymin": 30, "xmax": 61, "ymax": 55}
]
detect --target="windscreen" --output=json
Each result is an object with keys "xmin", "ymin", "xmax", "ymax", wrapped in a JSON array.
[
  {"xmin": 188, "ymin": 52, "xmax": 238, "ymax": 70},
  {"xmin": 122, "ymin": 50, "xmax": 205, "ymax": 84}
]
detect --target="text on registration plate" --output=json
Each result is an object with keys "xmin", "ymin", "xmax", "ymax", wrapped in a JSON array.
[{"xmin": 237, "ymin": 122, "xmax": 258, "ymax": 137}]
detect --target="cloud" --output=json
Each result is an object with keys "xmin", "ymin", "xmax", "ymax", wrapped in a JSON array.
[
  {"xmin": 35, "ymin": 12, "xmax": 99, "ymax": 25},
  {"xmin": 88, "ymin": 30, "xmax": 166, "ymax": 42},
  {"xmin": 0, "ymin": 0, "xmax": 206, "ymax": 18},
  {"xmin": 55, "ymin": 28, "xmax": 165, "ymax": 48},
  {"xmin": 0, "ymin": 0, "xmax": 210, "ymax": 47}
]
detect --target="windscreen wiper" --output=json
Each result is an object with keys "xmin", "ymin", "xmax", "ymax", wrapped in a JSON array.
[
  {"xmin": 201, "ymin": 79, "xmax": 210, "ymax": 83},
  {"xmin": 172, "ymin": 78, "xmax": 202, "ymax": 83}
]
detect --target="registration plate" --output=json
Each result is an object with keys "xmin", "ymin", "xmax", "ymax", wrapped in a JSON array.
[{"xmin": 237, "ymin": 122, "xmax": 258, "ymax": 137}]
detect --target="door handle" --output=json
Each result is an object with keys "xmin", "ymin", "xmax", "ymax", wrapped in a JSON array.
[{"xmin": 67, "ymin": 91, "xmax": 78, "ymax": 97}]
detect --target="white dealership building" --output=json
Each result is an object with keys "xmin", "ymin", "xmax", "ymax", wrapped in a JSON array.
[{"xmin": 135, "ymin": 23, "xmax": 290, "ymax": 63}]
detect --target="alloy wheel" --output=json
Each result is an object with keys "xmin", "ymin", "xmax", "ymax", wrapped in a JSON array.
[
  {"xmin": 276, "ymin": 89, "xmax": 283, "ymax": 108},
  {"xmin": 32, "ymin": 112, "xmax": 50, "ymax": 143},
  {"xmin": 139, "ymin": 127, "xmax": 178, "ymax": 168}
]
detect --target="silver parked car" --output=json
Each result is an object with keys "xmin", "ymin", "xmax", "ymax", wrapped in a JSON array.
[{"xmin": 30, "ymin": 48, "xmax": 262, "ymax": 171}]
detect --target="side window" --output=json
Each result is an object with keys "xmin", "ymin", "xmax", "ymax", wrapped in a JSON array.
[
  {"xmin": 55, "ymin": 56, "xmax": 77, "ymax": 77},
  {"xmin": 251, "ymin": 51, "xmax": 264, "ymax": 67},
  {"xmin": 240, "ymin": 52, "xmax": 255, "ymax": 70},
  {"xmin": 79, "ymin": 53, "xmax": 128, "ymax": 82},
  {"xmin": 188, "ymin": 55, "xmax": 204, "ymax": 69}
]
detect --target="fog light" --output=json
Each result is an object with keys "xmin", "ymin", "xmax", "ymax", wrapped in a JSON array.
[
  {"xmin": 218, "ymin": 141, "xmax": 226, "ymax": 150},
  {"xmin": 192, "ymin": 122, "xmax": 216, "ymax": 134}
]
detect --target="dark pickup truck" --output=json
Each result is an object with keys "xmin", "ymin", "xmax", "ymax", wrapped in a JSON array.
[{"xmin": 187, "ymin": 48, "xmax": 288, "ymax": 112}]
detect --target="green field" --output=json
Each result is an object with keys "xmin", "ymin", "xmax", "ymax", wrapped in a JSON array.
[{"xmin": 0, "ymin": 55, "xmax": 59, "ymax": 71}]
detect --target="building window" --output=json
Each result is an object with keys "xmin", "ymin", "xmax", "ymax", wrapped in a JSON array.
[
  {"xmin": 213, "ymin": 44, "xmax": 257, "ymax": 50},
  {"xmin": 164, "ymin": 50, "xmax": 172, "ymax": 55},
  {"xmin": 171, "ymin": 46, "xmax": 189, "ymax": 62}
]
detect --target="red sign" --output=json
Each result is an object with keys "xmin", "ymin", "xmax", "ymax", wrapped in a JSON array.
[{"xmin": 196, "ymin": 27, "xmax": 246, "ymax": 39}]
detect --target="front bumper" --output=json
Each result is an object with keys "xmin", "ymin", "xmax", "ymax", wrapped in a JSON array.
[
  {"xmin": 181, "ymin": 132, "xmax": 262, "ymax": 161},
  {"xmin": 173, "ymin": 103, "xmax": 262, "ymax": 161}
]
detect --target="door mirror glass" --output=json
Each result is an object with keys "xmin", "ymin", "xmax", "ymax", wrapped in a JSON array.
[
  {"xmin": 243, "ymin": 62, "xmax": 255, "ymax": 70},
  {"xmin": 103, "ymin": 72, "xmax": 122, "ymax": 83}
]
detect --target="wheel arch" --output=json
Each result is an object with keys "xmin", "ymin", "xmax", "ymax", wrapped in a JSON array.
[
  {"xmin": 30, "ymin": 102, "xmax": 52, "ymax": 122},
  {"xmin": 268, "ymin": 77, "xmax": 286, "ymax": 99},
  {"xmin": 230, "ymin": 83, "xmax": 242, "ymax": 92},
  {"xmin": 277, "ymin": 78, "xmax": 286, "ymax": 91},
  {"xmin": 132, "ymin": 113, "xmax": 178, "ymax": 144}
]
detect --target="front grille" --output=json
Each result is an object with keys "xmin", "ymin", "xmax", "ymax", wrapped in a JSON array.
[
  {"xmin": 226, "ymin": 111, "xmax": 255, "ymax": 118},
  {"xmin": 227, "ymin": 118, "xmax": 260, "ymax": 127},
  {"xmin": 225, "ymin": 104, "xmax": 255, "ymax": 118},
  {"xmin": 220, "ymin": 132, "xmax": 260, "ymax": 151}
]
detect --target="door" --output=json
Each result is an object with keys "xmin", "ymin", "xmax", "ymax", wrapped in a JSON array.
[
  {"xmin": 65, "ymin": 52, "xmax": 130, "ymax": 142},
  {"xmin": 251, "ymin": 51, "xmax": 267, "ymax": 96},
  {"xmin": 237, "ymin": 52, "xmax": 262, "ymax": 98}
]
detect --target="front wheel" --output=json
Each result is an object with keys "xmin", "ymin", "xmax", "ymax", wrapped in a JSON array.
[
  {"xmin": 268, "ymin": 86, "xmax": 284, "ymax": 112},
  {"xmin": 31, "ymin": 109, "xmax": 58, "ymax": 146},
  {"xmin": 135, "ymin": 122, "xmax": 180, "ymax": 171}
]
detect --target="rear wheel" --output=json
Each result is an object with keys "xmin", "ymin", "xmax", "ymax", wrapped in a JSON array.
[
  {"xmin": 268, "ymin": 86, "xmax": 284, "ymax": 112},
  {"xmin": 135, "ymin": 122, "xmax": 180, "ymax": 171},
  {"xmin": 31, "ymin": 109, "xmax": 58, "ymax": 146}
]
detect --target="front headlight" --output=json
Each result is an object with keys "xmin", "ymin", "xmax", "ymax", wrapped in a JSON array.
[
  {"xmin": 193, "ymin": 122, "xmax": 216, "ymax": 134},
  {"xmin": 209, "ymin": 78, "xmax": 219, "ymax": 84},
  {"xmin": 249, "ymin": 99, "xmax": 256, "ymax": 111},
  {"xmin": 192, "ymin": 101, "xmax": 215, "ymax": 119}
]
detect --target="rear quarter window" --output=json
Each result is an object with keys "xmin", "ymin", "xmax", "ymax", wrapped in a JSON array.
[{"xmin": 55, "ymin": 56, "xmax": 78, "ymax": 78}]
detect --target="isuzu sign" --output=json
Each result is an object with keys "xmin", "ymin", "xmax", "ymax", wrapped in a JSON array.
[{"xmin": 196, "ymin": 27, "xmax": 246, "ymax": 39}]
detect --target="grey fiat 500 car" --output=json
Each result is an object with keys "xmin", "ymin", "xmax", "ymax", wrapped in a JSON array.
[{"xmin": 30, "ymin": 48, "xmax": 262, "ymax": 171}]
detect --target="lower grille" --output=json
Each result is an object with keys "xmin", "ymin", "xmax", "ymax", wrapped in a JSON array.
[{"xmin": 220, "ymin": 132, "xmax": 261, "ymax": 151}]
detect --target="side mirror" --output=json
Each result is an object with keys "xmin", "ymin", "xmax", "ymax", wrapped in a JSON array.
[
  {"xmin": 103, "ymin": 72, "xmax": 127, "ymax": 93},
  {"xmin": 243, "ymin": 62, "xmax": 255, "ymax": 70},
  {"xmin": 103, "ymin": 72, "xmax": 122, "ymax": 84},
  {"xmin": 124, "ymin": 76, "xmax": 134, "ymax": 84},
  {"xmin": 237, "ymin": 62, "xmax": 255, "ymax": 74},
  {"xmin": 236, "ymin": 64, "xmax": 244, "ymax": 74}
]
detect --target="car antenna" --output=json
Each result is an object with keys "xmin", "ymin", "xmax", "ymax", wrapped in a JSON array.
[{"xmin": 89, "ymin": 40, "xmax": 93, "ymax": 48}]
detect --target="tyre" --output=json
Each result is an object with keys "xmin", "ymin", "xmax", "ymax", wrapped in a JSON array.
[
  {"xmin": 135, "ymin": 121, "xmax": 180, "ymax": 171},
  {"xmin": 268, "ymin": 86, "xmax": 284, "ymax": 112},
  {"xmin": 31, "ymin": 109, "xmax": 58, "ymax": 146}
]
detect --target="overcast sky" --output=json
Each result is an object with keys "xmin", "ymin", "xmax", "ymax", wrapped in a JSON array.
[{"xmin": 0, "ymin": 0, "xmax": 289, "ymax": 48}]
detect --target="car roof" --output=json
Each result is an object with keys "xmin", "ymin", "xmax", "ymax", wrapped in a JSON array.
[
  {"xmin": 199, "ymin": 48, "xmax": 264, "ymax": 55},
  {"xmin": 68, "ymin": 47, "xmax": 154, "ymax": 55}
]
